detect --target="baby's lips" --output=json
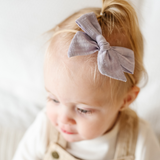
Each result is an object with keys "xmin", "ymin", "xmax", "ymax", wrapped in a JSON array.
[{"xmin": 61, "ymin": 128, "xmax": 76, "ymax": 134}]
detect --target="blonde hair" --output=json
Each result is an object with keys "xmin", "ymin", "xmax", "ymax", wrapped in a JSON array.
[{"xmin": 43, "ymin": 0, "xmax": 148, "ymax": 106}]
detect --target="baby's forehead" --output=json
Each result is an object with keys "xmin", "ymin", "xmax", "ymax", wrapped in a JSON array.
[
  {"xmin": 45, "ymin": 48, "xmax": 95, "ymax": 83},
  {"xmin": 45, "ymin": 51, "xmax": 112, "ymax": 105},
  {"xmin": 45, "ymin": 46, "xmax": 110, "ymax": 90}
]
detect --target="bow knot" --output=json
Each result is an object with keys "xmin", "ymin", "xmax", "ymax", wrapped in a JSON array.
[{"xmin": 96, "ymin": 35, "xmax": 111, "ymax": 51}]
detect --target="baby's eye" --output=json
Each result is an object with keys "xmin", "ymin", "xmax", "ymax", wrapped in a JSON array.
[
  {"xmin": 46, "ymin": 97, "xmax": 59, "ymax": 103},
  {"xmin": 52, "ymin": 99, "xmax": 59, "ymax": 103},
  {"xmin": 77, "ymin": 108, "xmax": 92, "ymax": 115}
]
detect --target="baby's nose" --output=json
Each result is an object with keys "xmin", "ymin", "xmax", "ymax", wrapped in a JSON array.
[{"xmin": 59, "ymin": 112, "xmax": 76, "ymax": 125}]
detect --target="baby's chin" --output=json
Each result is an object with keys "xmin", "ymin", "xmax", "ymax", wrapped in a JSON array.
[{"xmin": 62, "ymin": 133, "xmax": 83, "ymax": 142}]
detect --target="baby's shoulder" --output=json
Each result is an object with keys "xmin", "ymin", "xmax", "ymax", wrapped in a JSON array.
[
  {"xmin": 136, "ymin": 117, "xmax": 158, "ymax": 145},
  {"xmin": 138, "ymin": 117, "xmax": 151, "ymax": 133},
  {"xmin": 32, "ymin": 107, "xmax": 50, "ymax": 141},
  {"xmin": 12, "ymin": 108, "xmax": 55, "ymax": 160},
  {"xmin": 33, "ymin": 107, "xmax": 49, "ymax": 131},
  {"xmin": 137, "ymin": 117, "xmax": 156, "ymax": 140},
  {"xmin": 36, "ymin": 107, "xmax": 59, "ymax": 140},
  {"xmin": 135, "ymin": 117, "xmax": 160, "ymax": 159},
  {"xmin": 35, "ymin": 107, "xmax": 57, "ymax": 136}
]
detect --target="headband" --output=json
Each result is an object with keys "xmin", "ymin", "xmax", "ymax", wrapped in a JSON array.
[{"xmin": 68, "ymin": 12, "xmax": 135, "ymax": 82}]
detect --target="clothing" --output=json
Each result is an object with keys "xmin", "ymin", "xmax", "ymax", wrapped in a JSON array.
[
  {"xmin": 66, "ymin": 117, "xmax": 119, "ymax": 160},
  {"xmin": 12, "ymin": 107, "xmax": 160, "ymax": 160}
]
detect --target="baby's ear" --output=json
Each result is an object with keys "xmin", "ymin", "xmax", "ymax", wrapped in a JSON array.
[{"xmin": 120, "ymin": 86, "xmax": 140, "ymax": 111}]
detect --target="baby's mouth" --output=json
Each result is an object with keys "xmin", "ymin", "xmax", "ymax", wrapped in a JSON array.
[{"xmin": 60, "ymin": 128, "xmax": 77, "ymax": 134}]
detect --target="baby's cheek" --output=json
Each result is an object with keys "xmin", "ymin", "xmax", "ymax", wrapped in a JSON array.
[
  {"xmin": 78, "ymin": 120, "xmax": 101, "ymax": 139},
  {"xmin": 46, "ymin": 104, "xmax": 57, "ymax": 126}
]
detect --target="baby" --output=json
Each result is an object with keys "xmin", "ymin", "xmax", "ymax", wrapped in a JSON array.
[{"xmin": 12, "ymin": 0, "xmax": 160, "ymax": 160}]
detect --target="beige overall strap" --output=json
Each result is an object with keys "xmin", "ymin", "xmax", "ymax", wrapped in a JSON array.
[
  {"xmin": 43, "ymin": 117, "xmax": 79, "ymax": 160},
  {"xmin": 114, "ymin": 108, "xmax": 139, "ymax": 160}
]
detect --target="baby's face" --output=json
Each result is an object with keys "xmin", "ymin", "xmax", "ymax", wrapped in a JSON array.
[{"xmin": 44, "ymin": 53, "xmax": 122, "ymax": 142}]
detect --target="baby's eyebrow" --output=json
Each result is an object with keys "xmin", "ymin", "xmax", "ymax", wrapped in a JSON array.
[
  {"xmin": 45, "ymin": 87, "xmax": 58, "ymax": 98},
  {"xmin": 45, "ymin": 86, "xmax": 50, "ymax": 92},
  {"xmin": 45, "ymin": 86, "xmax": 103, "ymax": 108},
  {"xmin": 45, "ymin": 86, "xmax": 48, "ymax": 91}
]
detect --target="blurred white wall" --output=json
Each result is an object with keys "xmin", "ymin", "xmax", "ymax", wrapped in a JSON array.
[{"xmin": 0, "ymin": 0, "xmax": 160, "ymax": 160}]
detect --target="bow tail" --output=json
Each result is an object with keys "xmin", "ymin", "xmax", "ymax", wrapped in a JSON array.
[
  {"xmin": 97, "ymin": 50, "xmax": 127, "ymax": 82},
  {"xmin": 113, "ymin": 47, "xmax": 135, "ymax": 74}
]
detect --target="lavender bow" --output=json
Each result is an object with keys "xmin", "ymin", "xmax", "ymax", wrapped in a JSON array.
[{"xmin": 68, "ymin": 12, "xmax": 135, "ymax": 82}]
